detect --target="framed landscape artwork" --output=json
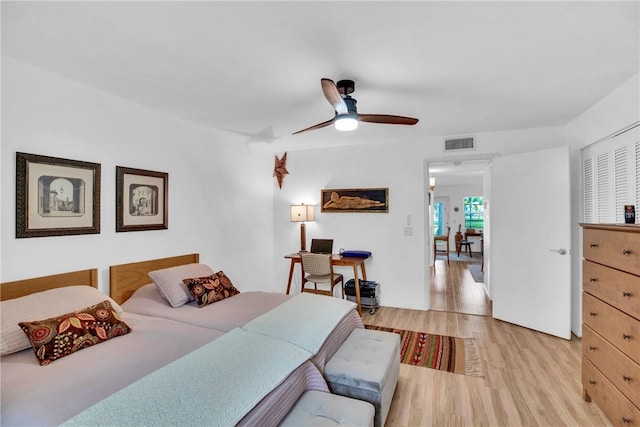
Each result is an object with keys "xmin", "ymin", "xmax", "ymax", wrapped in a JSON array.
[
  {"xmin": 116, "ymin": 166, "xmax": 168, "ymax": 232},
  {"xmin": 16, "ymin": 152, "xmax": 101, "ymax": 238},
  {"xmin": 321, "ymin": 188, "xmax": 389, "ymax": 213}
]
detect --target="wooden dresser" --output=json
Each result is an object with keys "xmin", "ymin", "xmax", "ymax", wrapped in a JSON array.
[{"xmin": 581, "ymin": 224, "xmax": 640, "ymax": 427}]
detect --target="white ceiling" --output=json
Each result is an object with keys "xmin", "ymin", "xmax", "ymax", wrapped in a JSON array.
[
  {"xmin": 2, "ymin": 1, "xmax": 639, "ymax": 153},
  {"xmin": 429, "ymin": 159, "xmax": 491, "ymax": 186}
]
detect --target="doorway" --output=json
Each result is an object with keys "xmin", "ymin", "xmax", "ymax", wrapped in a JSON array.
[{"xmin": 427, "ymin": 158, "xmax": 491, "ymax": 316}]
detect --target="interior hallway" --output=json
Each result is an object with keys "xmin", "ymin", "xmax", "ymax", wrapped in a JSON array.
[{"xmin": 429, "ymin": 254, "xmax": 491, "ymax": 316}]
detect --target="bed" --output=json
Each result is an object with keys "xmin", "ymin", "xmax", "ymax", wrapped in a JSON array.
[
  {"xmin": 110, "ymin": 253, "xmax": 364, "ymax": 369},
  {"xmin": 0, "ymin": 268, "xmax": 331, "ymax": 426}
]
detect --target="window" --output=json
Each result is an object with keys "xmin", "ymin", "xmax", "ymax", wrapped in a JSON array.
[
  {"xmin": 433, "ymin": 202, "xmax": 444, "ymax": 236},
  {"xmin": 464, "ymin": 196, "xmax": 484, "ymax": 229}
]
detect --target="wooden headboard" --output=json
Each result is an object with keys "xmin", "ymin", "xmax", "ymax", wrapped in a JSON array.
[
  {"xmin": 109, "ymin": 253, "xmax": 199, "ymax": 305},
  {"xmin": 1, "ymin": 269, "xmax": 99, "ymax": 301}
]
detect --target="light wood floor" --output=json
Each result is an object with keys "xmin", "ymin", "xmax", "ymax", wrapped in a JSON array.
[
  {"xmin": 359, "ymin": 258, "xmax": 611, "ymax": 426},
  {"xmin": 430, "ymin": 258, "xmax": 491, "ymax": 316}
]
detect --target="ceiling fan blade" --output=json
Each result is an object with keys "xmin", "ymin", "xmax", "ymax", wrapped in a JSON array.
[
  {"xmin": 292, "ymin": 117, "xmax": 336, "ymax": 135},
  {"xmin": 357, "ymin": 114, "xmax": 419, "ymax": 125},
  {"xmin": 321, "ymin": 78, "xmax": 348, "ymax": 115}
]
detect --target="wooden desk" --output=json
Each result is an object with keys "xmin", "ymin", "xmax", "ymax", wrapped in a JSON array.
[
  {"xmin": 464, "ymin": 230, "xmax": 483, "ymax": 239},
  {"xmin": 284, "ymin": 253, "xmax": 368, "ymax": 315}
]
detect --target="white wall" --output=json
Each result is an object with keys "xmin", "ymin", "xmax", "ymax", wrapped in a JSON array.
[
  {"xmin": 564, "ymin": 72, "xmax": 640, "ymax": 336},
  {"xmin": 1, "ymin": 58, "xmax": 276, "ymax": 293},
  {"xmin": 273, "ymin": 146, "xmax": 428, "ymax": 309},
  {"xmin": 274, "ymin": 127, "xmax": 566, "ymax": 310}
]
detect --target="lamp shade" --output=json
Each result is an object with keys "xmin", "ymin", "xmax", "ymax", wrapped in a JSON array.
[{"xmin": 290, "ymin": 204, "xmax": 315, "ymax": 222}]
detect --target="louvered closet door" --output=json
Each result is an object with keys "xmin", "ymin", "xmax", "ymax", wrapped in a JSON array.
[
  {"xmin": 597, "ymin": 152, "xmax": 611, "ymax": 222},
  {"xmin": 636, "ymin": 140, "xmax": 640, "ymax": 214},
  {"xmin": 584, "ymin": 158, "xmax": 594, "ymax": 223},
  {"xmin": 583, "ymin": 124, "xmax": 640, "ymax": 224},
  {"xmin": 614, "ymin": 145, "xmax": 630, "ymax": 223}
]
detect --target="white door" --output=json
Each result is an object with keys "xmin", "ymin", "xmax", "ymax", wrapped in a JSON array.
[{"xmin": 491, "ymin": 146, "xmax": 572, "ymax": 339}]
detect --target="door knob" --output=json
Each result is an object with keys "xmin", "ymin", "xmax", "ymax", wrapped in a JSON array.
[{"xmin": 550, "ymin": 248, "xmax": 567, "ymax": 255}]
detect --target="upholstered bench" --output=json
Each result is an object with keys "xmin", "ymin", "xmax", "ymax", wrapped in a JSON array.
[
  {"xmin": 324, "ymin": 328, "xmax": 400, "ymax": 427},
  {"xmin": 279, "ymin": 390, "xmax": 375, "ymax": 427}
]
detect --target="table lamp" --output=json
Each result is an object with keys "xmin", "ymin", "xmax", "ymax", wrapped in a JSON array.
[{"xmin": 290, "ymin": 204, "xmax": 315, "ymax": 252}]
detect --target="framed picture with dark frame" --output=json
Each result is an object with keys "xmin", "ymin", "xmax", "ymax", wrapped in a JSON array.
[
  {"xmin": 16, "ymin": 152, "xmax": 101, "ymax": 238},
  {"xmin": 321, "ymin": 188, "xmax": 389, "ymax": 213},
  {"xmin": 116, "ymin": 166, "xmax": 168, "ymax": 232}
]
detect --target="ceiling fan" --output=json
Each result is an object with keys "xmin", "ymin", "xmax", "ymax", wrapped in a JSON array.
[{"xmin": 292, "ymin": 78, "xmax": 419, "ymax": 135}]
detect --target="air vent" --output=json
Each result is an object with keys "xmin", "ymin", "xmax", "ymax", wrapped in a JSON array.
[{"xmin": 444, "ymin": 136, "xmax": 475, "ymax": 151}]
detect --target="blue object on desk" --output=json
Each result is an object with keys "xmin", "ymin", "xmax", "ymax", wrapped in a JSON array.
[{"xmin": 339, "ymin": 249, "xmax": 372, "ymax": 258}]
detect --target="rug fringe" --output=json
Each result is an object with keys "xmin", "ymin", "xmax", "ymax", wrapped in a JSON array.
[{"xmin": 462, "ymin": 338, "xmax": 484, "ymax": 378}]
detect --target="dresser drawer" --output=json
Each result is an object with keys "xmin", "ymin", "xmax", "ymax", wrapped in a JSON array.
[
  {"xmin": 584, "ymin": 260, "xmax": 640, "ymax": 319},
  {"xmin": 583, "ymin": 227, "xmax": 640, "ymax": 276},
  {"xmin": 583, "ymin": 325, "xmax": 640, "ymax": 408},
  {"xmin": 583, "ymin": 356, "xmax": 640, "ymax": 427},
  {"xmin": 583, "ymin": 293, "xmax": 640, "ymax": 362}
]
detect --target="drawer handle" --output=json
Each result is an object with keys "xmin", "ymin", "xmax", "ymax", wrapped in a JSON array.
[
  {"xmin": 588, "ymin": 346, "xmax": 596, "ymax": 352},
  {"xmin": 622, "ymin": 249, "xmax": 631, "ymax": 255},
  {"xmin": 590, "ymin": 243, "xmax": 598, "ymax": 248},
  {"xmin": 589, "ymin": 277, "xmax": 598, "ymax": 283},
  {"xmin": 623, "ymin": 334, "xmax": 631, "ymax": 340},
  {"xmin": 588, "ymin": 379, "xmax": 596, "ymax": 385},
  {"xmin": 623, "ymin": 291, "xmax": 631, "ymax": 297},
  {"xmin": 622, "ymin": 417, "xmax": 631, "ymax": 424},
  {"xmin": 623, "ymin": 375, "xmax": 631, "ymax": 382},
  {"xmin": 589, "ymin": 312, "xmax": 597, "ymax": 317}
]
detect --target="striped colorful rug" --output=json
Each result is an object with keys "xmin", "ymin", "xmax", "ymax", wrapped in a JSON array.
[{"xmin": 364, "ymin": 325, "xmax": 483, "ymax": 377}]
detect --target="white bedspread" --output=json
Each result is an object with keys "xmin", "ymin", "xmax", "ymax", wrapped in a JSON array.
[
  {"xmin": 62, "ymin": 328, "xmax": 312, "ymax": 427},
  {"xmin": 243, "ymin": 293, "xmax": 356, "ymax": 354}
]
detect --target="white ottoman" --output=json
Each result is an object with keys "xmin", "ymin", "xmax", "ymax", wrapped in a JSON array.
[
  {"xmin": 324, "ymin": 328, "xmax": 400, "ymax": 427},
  {"xmin": 279, "ymin": 390, "xmax": 375, "ymax": 427}
]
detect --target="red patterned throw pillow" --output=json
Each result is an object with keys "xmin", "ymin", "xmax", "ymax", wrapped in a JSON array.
[
  {"xmin": 19, "ymin": 300, "xmax": 131, "ymax": 366},
  {"xmin": 183, "ymin": 271, "xmax": 240, "ymax": 308}
]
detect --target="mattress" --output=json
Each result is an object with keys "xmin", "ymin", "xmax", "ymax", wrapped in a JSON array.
[
  {"xmin": 238, "ymin": 360, "xmax": 329, "ymax": 426},
  {"xmin": 62, "ymin": 328, "xmax": 326, "ymax": 427},
  {"xmin": 122, "ymin": 285, "xmax": 364, "ymax": 370},
  {"xmin": 1, "ymin": 312, "xmax": 225, "ymax": 426},
  {"xmin": 2, "ymin": 311, "xmax": 335, "ymax": 427},
  {"xmin": 121, "ymin": 283, "xmax": 291, "ymax": 332}
]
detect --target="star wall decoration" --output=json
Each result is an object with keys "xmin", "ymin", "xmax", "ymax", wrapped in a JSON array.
[{"xmin": 273, "ymin": 152, "xmax": 289, "ymax": 189}]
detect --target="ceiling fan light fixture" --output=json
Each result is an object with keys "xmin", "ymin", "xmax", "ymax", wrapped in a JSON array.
[
  {"xmin": 334, "ymin": 115, "xmax": 358, "ymax": 131},
  {"xmin": 291, "ymin": 78, "xmax": 418, "ymax": 135}
]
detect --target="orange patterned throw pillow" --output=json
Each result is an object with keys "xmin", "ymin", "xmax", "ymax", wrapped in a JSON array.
[
  {"xmin": 183, "ymin": 271, "xmax": 240, "ymax": 308},
  {"xmin": 19, "ymin": 300, "xmax": 131, "ymax": 366}
]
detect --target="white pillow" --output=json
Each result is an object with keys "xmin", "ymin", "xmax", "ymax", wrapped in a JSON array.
[
  {"xmin": 148, "ymin": 263, "xmax": 214, "ymax": 308},
  {"xmin": 1, "ymin": 285, "xmax": 123, "ymax": 356}
]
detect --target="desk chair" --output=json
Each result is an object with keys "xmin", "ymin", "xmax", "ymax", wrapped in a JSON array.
[
  {"xmin": 433, "ymin": 226, "xmax": 451, "ymax": 265},
  {"xmin": 459, "ymin": 229, "xmax": 483, "ymax": 258},
  {"xmin": 457, "ymin": 240, "xmax": 474, "ymax": 257},
  {"xmin": 301, "ymin": 253, "xmax": 344, "ymax": 298}
]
